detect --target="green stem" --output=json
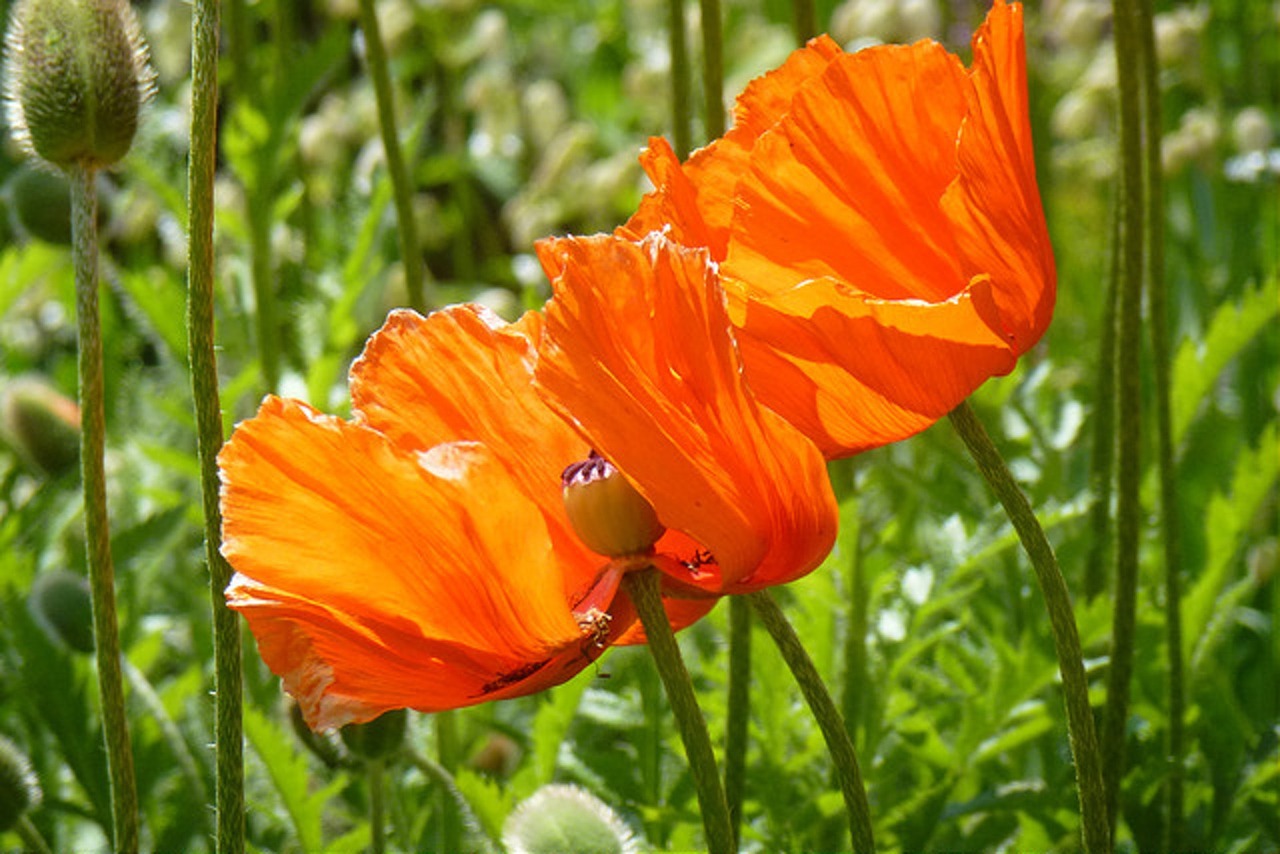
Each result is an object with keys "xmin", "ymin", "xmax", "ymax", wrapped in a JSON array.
[
  {"xmin": 1134, "ymin": 0, "xmax": 1183, "ymax": 842},
  {"xmin": 357, "ymin": 0, "xmax": 431, "ymax": 312},
  {"xmin": 187, "ymin": 2, "xmax": 246, "ymax": 850},
  {"xmin": 748, "ymin": 590, "xmax": 875, "ymax": 853},
  {"xmin": 15, "ymin": 816, "xmax": 54, "ymax": 854},
  {"xmin": 667, "ymin": 0, "xmax": 692, "ymax": 159},
  {"xmin": 1084, "ymin": 202, "xmax": 1120, "ymax": 602},
  {"xmin": 948, "ymin": 401, "xmax": 1110, "ymax": 853},
  {"xmin": 723, "ymin": 596, "xmax": 750, "ymax": 848},
  {"xmin": 369, "ymin": 759, "xmax": 386, "ymax": 854},
  {"xmin": 624, "ymin": 569, "xmax": 733, "ymax": 854},
  {"xmin": 434, "ymin": 711, "xmax": 461, "ymax": 853},
  {"xmin": 792, "ymin": 0, "xmax": 817, "ymax": 44},
  {"xmin": 839, "ymin": 464, "xmax": 868, "ymax": 744},
  {"xmin": 403, "ymin": 748, "xmax": 493, "ymax": 853},
  {"xmin": 70, "ymin": 162, "xmax": 138, "ymax": 854},
  {"xmin": 698, "ymin": 0, "xmax": 725, "ymax": 140},
  {"xmin": 1105, "ymin": 0, "xmax": 1146, "ymax": 835}
]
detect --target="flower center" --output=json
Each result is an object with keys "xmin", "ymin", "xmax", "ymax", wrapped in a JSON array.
[{"xmin": 561, "ymin": 451, "xmax": 665, "ymax": 558}]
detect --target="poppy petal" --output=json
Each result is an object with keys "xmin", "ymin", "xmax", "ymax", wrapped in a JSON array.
[
  {"xmin": 621, "ymin": 35, "xmax": 844, "ymax": 257},
  {"xmin": 220, "ymin": 396, "xmax": 599, "ymax": 727},
  {"xmin": 348, "ymin": 305, "xmax": 601, "ymax": 603},
  {"xmin": 534, "ymin": 232, "xmax": 837, "ymax": 594}
]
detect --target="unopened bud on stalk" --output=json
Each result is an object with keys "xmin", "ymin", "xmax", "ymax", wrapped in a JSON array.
[
  {"xmin": 0, "ymin": 734, "xmax": 41, "ymax": 833},
  {"xmin": 503, "ymin": 783, "xmax": 639, "ymax": 854},
  {"xmin": 28, "ymin": 570, "xmax": 95, "ymax": 654},
  {"xmin": 3, "ymin": 0, "xmax": 154, "ymax": 169},
  {"xmin": 0, "ymin": 376, "xmax": 80, "ymax": 477},
  {"xmin": 340, "ymin": 708, "xmax": 407, "ymax": 762}
]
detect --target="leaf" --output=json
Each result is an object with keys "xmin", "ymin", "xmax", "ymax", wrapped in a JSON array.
[
  {"xmin": 1184, "ymin": 421, "xmax": 1279, "ymax": 663},
  {"xmin": 113, "ymin": 265, "xmax": 189, "ymax": 364},
  {"xmin": 243, "ymin": 705, "xmax": 349, "ymax": 853},
  {"xmin": 1171, "ymin": 276, "xmax": 1279, "ymax": 448}
]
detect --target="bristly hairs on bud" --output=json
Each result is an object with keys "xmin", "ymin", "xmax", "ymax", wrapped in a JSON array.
[
  {"xmin": 0, "ymin": 733, "xmax": 42, "ymax": 833},
  {"xmin": 3, "ymin": 0, "xmax": 155, "ymax": 170}
]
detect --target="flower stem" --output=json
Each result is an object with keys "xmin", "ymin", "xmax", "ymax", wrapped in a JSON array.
[
  {"xmin": 435, "ymin": 710, "xmax": 461, "ymax": 853},
  {"xmin": 792, "ymin": 0, "xmax": 817, "ymax": 44},
  {"xmin": 723, "ymin": 595, "xmax": 750, "ymax": 848},
  {"xmin": 624, "ymin": 569, "xmax": 733, "ymax": 854},
  {"xmin": 948, "ymin": 400, "xmax": 1110, "ymax": 853},
  {"xmin": 1084, "ymin": 203, "xmax": 1119, "ymax": 602},
  {"xmin": 369, "ymin": 758, "xmax": 386, "ymax": 854},
  {"xmin": 1106, "ymin": 0, "xmax": 1147, "ymax": 835},
  {"xmin": 698, "ymin": 0, "xmax": 725, "ymax": 140},
  {"xmin": 70, "ymin": 162, "xmax": 139, "ymax": 854},
  {"xmin": 357, "ymin": 0, "xmax": 431, "ymax": 312},
  {"xmin": 187, "ymin": 2, "xmax": 246, "ymax": 849},
  {"xmin": 667, "ymin": 0, "xmax": 692, "ymax": 159},
  {"xmin": 15, "ymin": 816, "xmax": 54, "ymax": 854},
  {"xmin": 747, "ymin": 590, "xmax": 875, "ymax": 853},
  {"xmin": 1134, "ymin": 0, "xmax": 1184, "ymax": 840}
]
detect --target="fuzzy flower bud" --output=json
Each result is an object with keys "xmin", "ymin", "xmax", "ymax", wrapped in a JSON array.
[
  {"xmin": 0, "ymin": 375, "xmax": 80, "ymax": 477},
  {"xmin": 3, "ymin": 0, "xmax": 154, "ymax": 169},
  {"xmin": 502, "ymin": 784, "xmax": 639, "ymax": 854},
  {"xmin": 28, "ymin": 570, "xmax": 95, "ymax": 654},
  {"xmin": 0, "ymin": 734, "xmax": 42, "ymax": 833}
]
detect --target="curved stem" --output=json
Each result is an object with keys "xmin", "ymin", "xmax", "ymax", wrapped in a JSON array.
[
  {"xmin": 948, "ymin": 400, "xmax": 1110, "ymax": 853},
  {"xmin": 403, "ymin": 748, "xmax": 493, "ymax": 853},
  {"xmin": 15, "ymin": 816, "xmax": 54, "ymax": 854},
  {"xmin": 624, "ymin": 569, "xmax": 733, "ymax": 854},
  {"xmin": 698, "ymin": 0, "xmax": 725, "ymax": 140},
  {"xmin": 369, "ymin": 759, "xmax": 386, "ymax": 854},
  {"xmin": 434, "ymin": 711, "xmax": 461, "ymax": 853},
  {"xmin": 71, "ymin": 162, "xmax": 139, "ymax": 854},
  {"xmin": 1106, "ymin": 0, "xmax": 1147, "ymax": 836},
  {"xmin": 357, "ymin": 0, "xmax": 431, "ymax": 312},
  {"xmin": 187, "ymin": 2, "xmax": 246, "ymax": 850},
  {"xmin": 748, "ymin": 590, "xmax": 875, "ymax": 853},
  {"xmin": 723, "ymin": 596, "xmax": 750, "ymax": 848}
]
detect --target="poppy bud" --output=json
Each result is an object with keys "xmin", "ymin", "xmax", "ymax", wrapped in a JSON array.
[
  {"xmin": 339, "ymin": 708, "xmax": 407, "ymax": 762},
  {"xmin": 502, "ymin": 783, "xmax": 639, "ymax": 854},
  {"xmin": 562, "ymin": 452, "xmax": 664, "ymax": 558},
  {"xmin": 28, "ymin": 570, "xmax": 95, "ymax": 654},
  {"xmin": 0, "ymin": 376, "xmax": 80, "ymax": 477},
  {"xmin": 6, "ymin": 164, "xmax": 73, "ymax": 243},
  {"xmin": 3, "ymin": 0, "xmax": 154, "ymax": 170},
  {"xmin": 0, "ymin": 734, "xmax": 42, "ymax": 833}
]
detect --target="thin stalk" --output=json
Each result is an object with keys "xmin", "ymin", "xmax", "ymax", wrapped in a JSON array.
[
  {"xmin": 357, "ymin": 0, "xmax": 431, "ymax": 312},
  {"xmin": 748, "ymin": 590, "xmax": 875, "ymax": 853},
  {"xmin": 1134, "ymin": 0, "xmax": 1183, "ymax": 842},
  {"xmin": 403, "ymin": 747, "xmax": 493, "ymax": 852},
  {"xmin": 1084, "ymin": 202, "xmax": 1120, "ymax": 602},
  {"xmin": 792, "ymin": 0, "xmax": 817, "ymax": 44},
  {"xmin": 723, "ymin": 596, "xmax": 750, "ymax": 849},
  {"xmin": 948, "ymin": 401, "xmax": 1110, "ymax": 853},
  {"xmin": 1105, "ymin": 0, "xmax": 1147, "ymax": 835},
  {"xmin": 699, "ymin": 0, "xmax": 725, "ymax": 140},
  {"xmin": 434, "ymin": 711, "xmax": 461, "ymax": 853},
  {"xmin": 624, "ymin": 569, "xmax": 733, "ymax": 854},
  {"xmin": 187, "ymin": 1, "xmax": 246, "ymax": 849},
  {"xmin": 667, "ymin": 0, "xmax": 692, "ymax": 159},
  {"xmin": 15, "ymin": 816, "xmax": 54, "ymax": 854},
  {"xmin": 369, "ymin": 759, "xmax": 386, "ymax": 854},
  {"xmin": 70, "ymin": 162, "xmax": 138, "ymax": 854},
  {"xmin": 840, "ymin": 468, "xmax": 869, "ymax": 744}
]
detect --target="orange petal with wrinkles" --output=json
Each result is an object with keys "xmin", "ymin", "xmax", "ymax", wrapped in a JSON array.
[
  {"xmin": 219, "ymin": 397, "xmax": 604, "ymax": 729},
  {"xmin": 535, "ymin": 232, "xmax": 837, "ymax": 594}
]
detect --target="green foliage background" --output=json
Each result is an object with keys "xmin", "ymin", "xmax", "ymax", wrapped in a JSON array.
[{"xmin": 1, "ymin": 0, "xmax": 1276, "ymax": 851}]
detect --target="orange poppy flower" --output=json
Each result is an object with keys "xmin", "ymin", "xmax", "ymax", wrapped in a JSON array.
[
  {"xmin": 220, "ymin": 233, "xmax": 836, "ymax": 729},
  {"xmin": 620, "ymin": 0, "xmax": 1054, "ymax": 458}
]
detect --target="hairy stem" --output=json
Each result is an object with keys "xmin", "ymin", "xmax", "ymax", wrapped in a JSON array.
[
  {"xmin": 187, "ymin": 2, "xmax": 246, "ymax": 849},
  {"xmin": 749, "ymin": 590, "xmax": 875, "ymax": 853},
  {"xmin": 624, "ymin": 569, "xmax": 733, "ymax": 854},
  {"xmin": 667, "ymin": 0, "xmax": 692, "ymax": 158},
  {"xmin": 71, "ymin": 162, "xmax": 138, "ymax": 854},
  {"xmin": 949, "ymin": 401, "xmax": 1110, "ymax": 853}
]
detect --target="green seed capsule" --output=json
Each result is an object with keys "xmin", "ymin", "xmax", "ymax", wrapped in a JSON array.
[{"xmin": 0, "ymin": 734, "xmax": 41, "ymax": 833}]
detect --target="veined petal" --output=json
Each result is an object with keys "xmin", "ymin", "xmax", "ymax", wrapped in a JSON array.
[
  {"xmin": 219, "ymin": 397, "xmax": 605, "ymax": 727},
  {"xmin": 733, "ymin": 277, "xmax": 1016, "ymax": 455},
  {"xmin": 534, "ymin": 232, "xmax": 837, "ymax": 594},
  {"xmin": 621, "ymin": 35, "xmax": 844, "ymax": 257},
  {"xmin": 348, "ymin": 305, "xmax": 600, "ymax": 603}
]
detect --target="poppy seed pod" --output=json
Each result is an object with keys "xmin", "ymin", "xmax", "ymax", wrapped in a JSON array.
[
  {"xmin": 562, "ymin": 452, "xmax": 665, "ymax": 558},
  {"xmin": 0, "ymin": 376, "xmax": 80, "ymax": 478},
  {"xmin": 3, "ymin": 0, "xmax": 154, "ymax": 169},
  {"xmin": 0, "ymin": 734, "xmax": 42, "ymax": 833}
]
